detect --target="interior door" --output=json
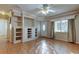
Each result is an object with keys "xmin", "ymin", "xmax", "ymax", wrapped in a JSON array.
[{"xmin": 40, "ymin": 21, "xmax": 47, "ymax": 37}]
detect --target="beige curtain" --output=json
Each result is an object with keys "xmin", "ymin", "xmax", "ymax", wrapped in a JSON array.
[
  {"xmin": 50, "ymin": 22, "xmax": 55, "ymax": 39},
  {"xmin": 68, "ymin": 19, "xmax": 76, "ymax": 43}
]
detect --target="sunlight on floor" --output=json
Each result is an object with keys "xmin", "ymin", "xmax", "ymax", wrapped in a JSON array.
[{"xmin": 40, "ymin": 40, "xmax": 49, "ymax": 54}]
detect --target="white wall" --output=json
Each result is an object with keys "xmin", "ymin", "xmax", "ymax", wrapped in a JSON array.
[
  {"xmin": 75, "ymin": 15, "xmax": 79, "ymax": 44},
  {"xmin": 54, "ymin": 32, "xmax": 68, "ymax": 41},
  {"xmin": 34, "ymin": 21, "xmax": 41, "ymax": 37}
]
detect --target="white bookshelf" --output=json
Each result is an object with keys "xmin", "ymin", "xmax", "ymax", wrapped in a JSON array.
[{"xmin": 11, "ymin": 9, "xmax": 23, "ymax": 44}]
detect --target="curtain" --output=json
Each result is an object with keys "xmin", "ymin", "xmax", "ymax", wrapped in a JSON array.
[
  {"xmin": 68, "ymin": 19, "xmax": 76, "ymax": 43},
  {"xmin": 50, "ymin": 22, "xmax": 55, "ymax": 39}
]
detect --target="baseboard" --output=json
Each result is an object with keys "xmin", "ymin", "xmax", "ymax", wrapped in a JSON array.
[
  {"xmin": 55, "ymin": 38, "xmax": 68, "ymax": 42},
  {"xmin": 22, "ymin": 38, "xmax": 38, "ymax": 43},
  {"xmin": 14, "ymin": 40, "xmax": 21, "ymax": 44},
  {"xmin": 75, "ymin": 42, "xmax": 79, "ymax": 44},
  {"xmin": 40, "ymin": 36, "xmax": 53, "ymax": 39}
]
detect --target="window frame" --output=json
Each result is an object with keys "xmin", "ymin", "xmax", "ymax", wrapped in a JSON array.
[
  {"xmin": 54, "ymin": 20, "xmax": 68, "ymax": 33},
  {"xmin": 43, "ymin": 24, "xmax": 46, "ymax": 31}
]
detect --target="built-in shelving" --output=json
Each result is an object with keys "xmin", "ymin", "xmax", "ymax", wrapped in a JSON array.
[
  {"xmin": 15, "ymin": 17, "xmax": 22, "ymax": 42},
  {"xmin": 11, "ymin": 10, "xmax": 39, "ymax": 43},
  {"xmin": 12, "ymin": 14, "xmax": 23, "ymax": 43},
  {"xmin": 27, "ymin": 28, "xmax": 32, "ymax": 38},
  {"xmin": 35, "ymin": 28, "xmax": 37, "ymax": 37},
  {"xmin": 16, "ymin": 32, "xmax": 22, "ymax": 33}
]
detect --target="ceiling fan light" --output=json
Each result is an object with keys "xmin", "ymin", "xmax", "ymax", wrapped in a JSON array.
[
  {"xmin": 48, "ymin": 10, "xmax": 55, "ymax": 12},
  {"xmin": 38, "ymin": 4, "xmax": 55, "ymax": 15},
  {"xmin": 41, "ymin": 10, "xmax": 47, "ymax": 15}
]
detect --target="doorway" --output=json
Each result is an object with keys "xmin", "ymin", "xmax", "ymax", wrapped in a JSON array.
[{"xmin": 0, "ymin": 19, "xmax": 8, "ymax": 40}]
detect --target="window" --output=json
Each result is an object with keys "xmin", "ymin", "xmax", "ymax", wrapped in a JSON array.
[
  {"xmin": 43, "ymin": 24, "xmax": 45, "ymax": 31},
  {"xmin": 54, "ymin": 20, "xmax": 68, "ymax": 32}
]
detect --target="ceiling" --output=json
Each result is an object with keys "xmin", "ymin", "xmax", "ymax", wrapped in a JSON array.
[
  {"xmin": 0, "ymin": 4, "xmax": 20, "ymax": 12},
  {"xmin": 17, "ymin": 4, "xmax": 79, "ymax": 17},
  {"xmin": 0, "ymin": 4, "xmax": 79, "ymax": 17}
]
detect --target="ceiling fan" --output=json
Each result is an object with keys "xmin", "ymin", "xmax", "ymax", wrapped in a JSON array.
[{"xmin": 39, "ymin": 4, "xmax": 55, "ymax": 15}]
